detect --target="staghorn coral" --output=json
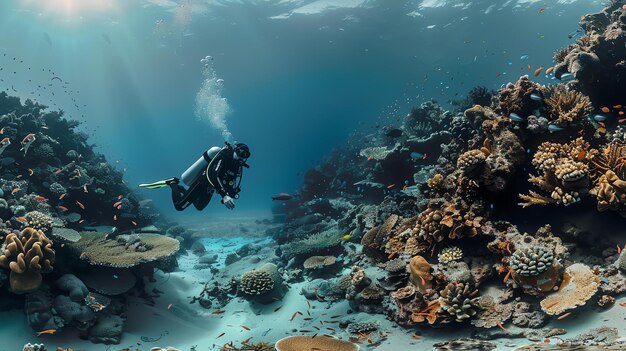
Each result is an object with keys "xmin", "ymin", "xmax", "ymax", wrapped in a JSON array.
[
  {"xmin": 438, "ymin": 247, "xmax": 463, "ymax": 264},
  {"xmin": 439, "ymin": 282, "xmax": 479, "ymax": 322},
  {"xmin": 540, "ymin": 263, "xmax": 599, "ymax": 315},
  {"xmin": 0, "ymin": 228, "xmax": 55, "ymax": 293},
  {"xmin": 544, "ymin": 85, "xmax": 593, "ymax": 126},
  {"xmin": 25, "ymin": 211, "xmax": 53, "ymax": 234},
  {"xmin": 510, "ymin": 246, "xmax": 554, "ymax": 277}
]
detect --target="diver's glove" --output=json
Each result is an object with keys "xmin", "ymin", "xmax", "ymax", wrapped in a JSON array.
[{"xmin": 222, "ymin": 195, "xmax": 235, "ymax": 210}]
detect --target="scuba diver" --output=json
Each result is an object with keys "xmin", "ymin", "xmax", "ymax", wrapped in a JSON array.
[{"xmin": 140, "ymin": 142, "xmax": 250, "ymax": 211}]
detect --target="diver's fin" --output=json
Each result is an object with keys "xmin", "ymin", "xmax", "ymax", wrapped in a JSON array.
[{"xmin": 139, "ymin": 178, "xmax": 178, "ymax": 189}]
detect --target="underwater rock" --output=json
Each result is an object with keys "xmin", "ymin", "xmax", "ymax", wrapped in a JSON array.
[
  {"xmin": 618, "ymin": 249, "xmax": 626, "ymax": 273},
  {"xmin": 86, "ymin": 314, "xmax": 125, "ymax": 344},
  {"xmin": 55, "ymin": 274, "xmax": 88, "ymax": 302},
  {"xmin": 79, "ymin": 266, "xmax": 137, "ymax": 295},
  {"xmin": 53, "ymin": 295, "xmax": 95, "ymax": 327},
  {"xmin": 24, "ymin": 290, "xmax": 62, "ymax": 332}
]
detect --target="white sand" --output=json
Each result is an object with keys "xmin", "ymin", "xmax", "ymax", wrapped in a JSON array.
[{"xmin": 2, "ymin": 215, "xmax": 626, "ymax": 350}]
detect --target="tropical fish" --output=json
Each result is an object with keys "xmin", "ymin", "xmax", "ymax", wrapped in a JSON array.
[
  {"xmin": 545, "ymin": 67, "xmax": 554, "ymax": 75},
  {"xmin": 548, "ymin": 124, "xmax": 564, "ymax": 132},
  {"xmin": 341, "ymin": 233, "xmax": 351, "ymax": 240},
  {"xmin": 272, "ymin": 192, "xmax": 293, "ymax": 201},
  {"xmin": 533, "ymin": 66, "xmax": 543, "ymax": 77},
  {"xmin": 410, "ymin": 151, "xmax": 424, "ymax": 160},
  {"xmin": 520, "ymin": 54, "xmax": 529, "ymax": 60},
  {"xmin": 76, "ymin": 201, "xmax": 85, "ymax": 210},
  {"xmin": 0, "ymin": 137, "xmax": 10, "ymax": 155},
  {"xmin": 20, "ymin": 134, "xmax": 35, "ymax": 155},
  {"xmin": 601, "ymin": 107, "xmax": 611, "ymax": 113},
  {"xmin": 509, "ymin": 113, "xmax": 525, "ymax": 122},
  {"xmin": 593, "ymin": 114, "xmax": 607, "ymax": 122},
  {"xmin": 37, "ymin": 329, "xmax": 57, "ymax": 336},
  {"xmin": 559, "ymin": 73, "xmax": 574, "ymax": 81},
  {"xmin": 529, "ymin": 93, "xmax": 542, "ymax": 101}
]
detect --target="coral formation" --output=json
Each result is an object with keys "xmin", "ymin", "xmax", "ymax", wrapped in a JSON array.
[
  {"xmin": 540, "ymin": 263, "xmax": 600, "ymax": 315},
  {"xmin": 510, "ymin": 246, "xmax": 554, "ymax": 277},
  {"xmin": 439, "ymin": 282, "xmax": 479, "ymax": 322},
  {"xmin": 274, "ymin": 336, "xmax": 358, "ymax": 351},
  {"xmin": 0, "ymin": 228, "xmax": 55, "ymax": 293},
  {"xmin": 438, "ymin": 246, "xmax": 463, "ymax": 264}
]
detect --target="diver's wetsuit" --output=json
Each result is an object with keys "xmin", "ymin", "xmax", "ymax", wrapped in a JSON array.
[{"xmin": 170, "ymin": 147, "xmax": 243, "ymax": 211}]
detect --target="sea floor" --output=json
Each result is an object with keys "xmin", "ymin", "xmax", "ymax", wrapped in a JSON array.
[{"xmin": 1, "ymin": 213, "xmax": 626, "ymax": 351}]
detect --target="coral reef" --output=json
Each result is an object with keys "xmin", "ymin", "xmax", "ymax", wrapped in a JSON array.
[
  {"xmin": 274, "ymin": 336, "xmax": 358, "ymax": 351},
  {"xmin": 540, "ymin": 263, "xmax": 600, "ymax": 315},
  {"xmin": 0, "ymin": 228, "xmax": 55, "ymax": 293}
]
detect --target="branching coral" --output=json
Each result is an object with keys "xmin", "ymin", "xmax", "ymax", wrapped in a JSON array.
[
  {"xmin": 544, "ymin": 85, "xmax": 593, "ymax": 126},
  {"xmin": 0, "ymin": 228, "xmax": 55, "ymax": 293},
  {"xmin": 520, "ymin": 138, "xmax": 592, "ymax": 208}
]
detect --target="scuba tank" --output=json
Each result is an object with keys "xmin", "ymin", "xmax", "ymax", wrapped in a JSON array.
[{"xmin": 181, "ymin": 146, "xmax": 222, "ymax": 186}]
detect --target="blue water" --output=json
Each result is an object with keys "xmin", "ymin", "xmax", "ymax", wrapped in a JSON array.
[{"xmin": 0, "ymin": 0, "xmax": 602, "ymax": 217}]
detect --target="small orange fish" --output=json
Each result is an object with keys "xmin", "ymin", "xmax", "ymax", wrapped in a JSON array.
[
  {"xmin": 618, "ymin": 245, "xmax": 622, "ymax": 254},
  {"xmin": 419, "ymin": 275, "xmax": 426, "ymax": 286},
  {"xmin": 387, "ymin": 251, "xmax": 397, "ymax": 260},
  {"xmin": 241, "ymin": 326, "xmax": 251, "ymax": 331},
  {"xmin": 212, "ymin": 309, "xmax": 226, "ymax": 314},
  {"xmin": 113, "ymin": 201, "xmax": 122, "ymax": 208},
  {"xmin": 598, "ymin": 121, "xmax": 606, "ymax": 128},
  {"xmin": 58, "ymin": 206, "xmax": 69, "ymax": 212},
  {"xmin": 496, "ymin": 321, "xmax": 507, "ymax": 331},
  {"xmin": 533, "ymin": 66, "xmax": 543, "ymax": 77},
  {"xmin": 37, "ymin": 329, "xmax": 57, "ymax": 336},
  {"xmin": 619, "ymin": 302, "xmax": 626, "ymax": 307},
  {"xmin": 598, "ymin": 127, "xmax": 607, "ymax": 134},
  {"xmin": 16, "ymin": 217, "xmax": 27, "ymax": 222},
  {"xmin": 15, "ymin": 175, "xmax": 22, "ymax": 180},
  {"xmin": 614, "ymin": 105, "xmax": 623, "ymax": 109},
  {"xmin": 289, "ymin": 312, "xmax": 299, "ymax": 321},
  {"xmin": 28, "ymin": 168, "xmax": 34, "ymax": 176},
  {"xmin": 545, "ymin": 66, "xmax": 554, "ymax": 75},
  {"xmin": 60, "ymin": 243, "xmax": 65, "ymax": 248},
  {"xmin": 76, "ymin": 201, "xmax": 85, "ymax": 210},
  {"xmin": 503, "ymin": 269, "xmax": 512, "ymax": 283},
  {"xmin": 113, "ymin": 214, "xmax": 117, "ymax": 221},
  {"xmin": 557, "ymin": 312, "xmax": 572, "ymax": 320},
  {"xmin": 132, "ymin": 221, "xmax": 138, "ymax": 226},
  {"xmin": 242, "ymin": 337, "xmax": 253, "ymax": 344},
  {"xmin": 577, "ymin": 151, "xmax": 586, "ymax": 161},
  {"xmin": 59, "ymin": 193, "xmax": 67, "ymax": 199},
  {"xmin": 53, "ymin": 169, "xmax": 62, "ymax": 175},
  {"xmin": 80, "ymin": 252, "xmax": 87, "ymax": 259},
  {"xmin": 34, "ymin": 196, "xmax": 46, "ymax": 202},
  {"xmin": 83, "ymin": 184, "xmax": 88, "ymax": 193},
  {"xmin": 167, "ymin": 303, "xmax": 173, "ymax": 310},
  {"xmin": 620, "ymin": 119, "xmax": 626, "ymax": 123},
  {"xmin": 412, "ymin": 334, "xmax": 421, "ymax": 340},
  {"xmin": 0, "ymin": 128, "xmax": 4, "ymax": 134},
  {"xmin": 11, "ymin": 187, "xmax": 20, "ymax": 195},
  {"xmin": 367, "ymin": 156, "xmax": 373, "ymax": 161},
  {"xmin": 601, "ymin": 107, "xmax": 611, "ymax": 113},
  {"xmin": 118, "ymin": 195, "xmax": 123, "ymax": 199},
  {"xmin": 527, "ymin": 64, "xmax": 531, "ymax": 70},
  {"xmin": 386, "ymin": 184, "xmax": 395, "ymax": 189}
]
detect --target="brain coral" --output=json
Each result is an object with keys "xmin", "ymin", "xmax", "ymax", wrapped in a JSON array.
[
  {"xmin": 0, "ymin": 228, "xmax": 55, "ymax": 293},
  {"xmin": 240, "ymin": 270, "xmax": 275, "ymax": 296}
]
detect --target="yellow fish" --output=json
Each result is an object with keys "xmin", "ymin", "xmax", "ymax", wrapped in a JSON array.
[{"xmin": 341, "ymin": 233, "xmax": 352, "ymax": 240}]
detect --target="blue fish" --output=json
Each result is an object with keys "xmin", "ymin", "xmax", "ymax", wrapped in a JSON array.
[
  {"xmin": 530, "ymin": 93, "xmax": 542, "ymax": 101},
  {"xmin": 548, "ymin": 124, "xmax": 564, "ymax": 132},
  {"xmin": 509, "ymin": 113, "xmax": 525, "ymax": 122},
  {"xmin": 593, "ymin": 114, "xmax": 607, "ymax": 122},
  {"xmin": 520, "ymin": 54, "xmax": 529, "ymax": 60},
  {"xmin": 410, "ymin": 152, "xmax": 423, "ymax": 160},
  {"xmin": 560, "ymin": 73, "xmax": 574, "ymax": 81}
]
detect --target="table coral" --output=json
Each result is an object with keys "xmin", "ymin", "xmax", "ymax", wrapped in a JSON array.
[{"xmin": 540, "ymin": 263, "xmax": 600, "ymax": 315}]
